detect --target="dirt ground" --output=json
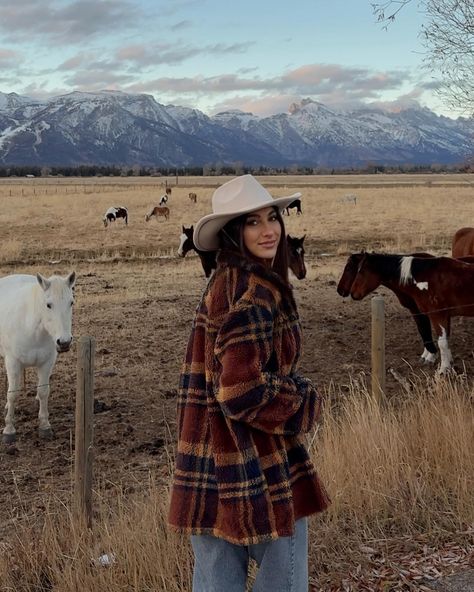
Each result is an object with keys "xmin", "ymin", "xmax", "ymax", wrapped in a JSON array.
[
  {"xmin": 1, "ymin": 175, "xmax": 474, "ymax": 540},
  {"xmin": 1, "ymin": 247, "xmax": 474, "ymax": 538}
]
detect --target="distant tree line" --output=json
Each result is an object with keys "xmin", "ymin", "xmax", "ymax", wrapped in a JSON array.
[{"xmin": 0, "ymin": 160, "xmax": 472, "ymax": 178}]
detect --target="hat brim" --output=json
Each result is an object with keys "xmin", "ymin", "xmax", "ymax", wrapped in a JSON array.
[{"xmin": 193, "ymin": 192, "xmax": 302, "ymax": 251}]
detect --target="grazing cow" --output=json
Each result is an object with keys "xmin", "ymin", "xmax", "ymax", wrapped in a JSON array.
[
  {"xmin": 188, "ymin": 192, "xmax": 197, "ymax": 203},
  {"xmin": 159, "ymin": 195, "xmax": 168, "ymax": 207},
  {"xmin": 283, "ymin": 198, "xmax": 302, "ymax": 216},
  {"xmin": 103, "ymin": 206, "xmax": 128, "ymax": 227},
  {"xmin": 145, "ymin": 206, "xmax": 170, "ymax": 221},
  {"xmin": 0, "ymin": 272, "xmax": 76, "ymax": 443}
]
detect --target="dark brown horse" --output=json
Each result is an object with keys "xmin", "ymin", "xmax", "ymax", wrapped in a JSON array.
[
  {"xmin": 283, "ymin": 199, "xmax": 302, "ymax": 216},
  {"xmin": 178, "ymin": 227, "xmax": 307, "ymax": 280},
  {"xmin": 287, "ymin": 235, "xmax": 306, "ymax": 279},
  {"xmin": 452, "ymin": 227, "xmax": 474, "ymax": 257},
  {"xmin": 337, "ymin": 252, "xmax": 438, "ymax": 363},
  {"xmin": 342, "ymin": 252, "xmax": 474, "ymax": 372}
]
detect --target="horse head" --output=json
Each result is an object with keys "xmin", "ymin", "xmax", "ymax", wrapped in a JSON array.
[
  {"xmin": 287, "ymin": 235, "xmax": 307, "ymax": 279},
  {"xmin": 337, "ymin": 253, "xmax": 365, "ymax": 297},
  {"xmin": 36, "ymin": 272, "xmax": 76, "ymax": 353},
  {"xmin": 349, "ymin": 252, "xmax": 383, "ymax": 300},
  {"xmin": 178, "ymin": 225, "xmax": 194, "ymax": 257}
]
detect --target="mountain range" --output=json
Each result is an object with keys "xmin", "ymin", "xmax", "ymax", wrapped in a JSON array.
[{"xmin": 0, "ymin": 90, "xmax": 471, "ymax": 167}]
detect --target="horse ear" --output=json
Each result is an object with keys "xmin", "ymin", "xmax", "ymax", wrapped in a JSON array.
[
  {"xmin": 67, "ymin": 271, "xmax": 76, "ymax": 288},
  {"xmin": 302, "ymin": 234, "xmax": 306, "ymax": 242},
  {"xmin": 37, "ymin": 273, "xmax": 51, "ymax": 291},
  {"xmin": 287, "ymin": 233, "xmax": 293, "ymax": 239}
]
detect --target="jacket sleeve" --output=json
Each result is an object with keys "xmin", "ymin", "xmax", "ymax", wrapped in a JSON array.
[{"xmin": 213, "ymin": 302, "xmax": 319, "ymax": 435}]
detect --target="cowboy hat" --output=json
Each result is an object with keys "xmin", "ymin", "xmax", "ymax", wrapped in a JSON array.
[{"xmin": 193, "ymin": 174, "xmax": 301, "ymax": 251}]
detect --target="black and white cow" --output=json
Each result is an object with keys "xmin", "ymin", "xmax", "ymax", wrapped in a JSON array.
[{"xmin": 103, "ymin": 206, "xmax": 128, "ymax": 227}]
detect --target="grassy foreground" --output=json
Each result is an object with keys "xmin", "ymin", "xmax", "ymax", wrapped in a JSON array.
[{"xmin": 1, "ymin": 374, "xmax": 473, "ymax": 591}]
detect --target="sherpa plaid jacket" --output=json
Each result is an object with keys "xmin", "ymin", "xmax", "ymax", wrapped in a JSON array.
[{"xmin": 168, "ymin": 250, "xmax": 329, "ymax": 545}]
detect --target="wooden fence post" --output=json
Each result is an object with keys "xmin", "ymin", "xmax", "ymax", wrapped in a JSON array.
[
  {"xmin": 371, "ymin": 295, "xmax": 385, "ymax": 403},
  {"xmin": 74, "ymin": 336, "xmax": 95, "ymax": 528}
]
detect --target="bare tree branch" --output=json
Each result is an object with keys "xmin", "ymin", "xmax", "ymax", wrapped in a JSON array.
[{"xmin": 371, "ymin": 0, "xmax": 474, "ymax": 114}]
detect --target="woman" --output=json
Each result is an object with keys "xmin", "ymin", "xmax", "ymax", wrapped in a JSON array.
[{"xmin": 168, "ymin": 174, "xmax": 329, "ymax": 592}]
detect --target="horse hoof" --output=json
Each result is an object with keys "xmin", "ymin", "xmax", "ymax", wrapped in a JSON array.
[
  {"xmin": 39, "ymin": 427, "xmax": 54, "ymax": 440},
  {"xmin": 3, "ymin": 433, "xmax": 16, "ymax": 445}
]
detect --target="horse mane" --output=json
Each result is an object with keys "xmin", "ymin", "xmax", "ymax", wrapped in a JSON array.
[{"xmin": 399, "ymin": 256, "xmax": 414, "ymax": 285}]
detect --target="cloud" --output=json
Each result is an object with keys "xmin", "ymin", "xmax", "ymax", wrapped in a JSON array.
[
  {"xmin": 114, "ymin": 41, "xmax": 252, "ymax": 67},
  {"xmin": 170, "ymin": 20, "xmax": 192, "ymax": 31},
  {"xmin": 0, "ymin": 0, "xmax": 138, "ymax": 43},
  {"xmin": 209, "ymin": 94, "xmax": 301, "ymax": 117},
  {"xmin": 124, "ymin": 63, "xmax": 410, "ymax": 101},
  {"xmin": 0, "ymin": 48, "xmax": 21, "ymax": 68}
]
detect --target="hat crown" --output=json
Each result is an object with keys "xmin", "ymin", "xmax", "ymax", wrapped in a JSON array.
[{"xmin": 212, "ymin": 174, "xmax": 273, "ymax": 215}]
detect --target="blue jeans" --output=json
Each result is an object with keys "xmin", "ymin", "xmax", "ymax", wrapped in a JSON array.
[{"xmin": 191, "ymin": 517, "xmax": 308, "ymax": 592}]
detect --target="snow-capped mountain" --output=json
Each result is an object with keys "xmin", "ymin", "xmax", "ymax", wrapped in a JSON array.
[{"xmin": 0, "ymin": 91, "xmax": 470, "ymax": 167}]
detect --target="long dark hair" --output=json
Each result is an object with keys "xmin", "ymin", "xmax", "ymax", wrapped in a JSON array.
[{"xmin": 218, "ymin": 207, "xmax": 289, "ymax": 284}]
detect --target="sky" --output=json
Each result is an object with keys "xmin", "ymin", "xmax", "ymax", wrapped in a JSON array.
[{"xmin": 0, "ymin": 0, "xmax": 456, "ymax": 118}]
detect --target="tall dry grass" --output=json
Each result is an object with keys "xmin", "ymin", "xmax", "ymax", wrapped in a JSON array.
[{"xmin": 1, "ymin": 374, "xmax": 472, "ymax": 590}]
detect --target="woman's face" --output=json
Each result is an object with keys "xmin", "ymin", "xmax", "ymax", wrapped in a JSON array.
[{"xmin": 242, "ymin": 206, "xmax": 281, "ymax": 261}]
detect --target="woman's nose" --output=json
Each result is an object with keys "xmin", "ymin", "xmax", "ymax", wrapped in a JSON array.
[{"xmin": 261, "ymin": 221, "xmax": 274, "ymax": 234}]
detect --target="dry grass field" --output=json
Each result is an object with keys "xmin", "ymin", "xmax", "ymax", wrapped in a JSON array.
[{"xmin": 0, "ymin": 174, "xmax": 473, "ymax": 591}]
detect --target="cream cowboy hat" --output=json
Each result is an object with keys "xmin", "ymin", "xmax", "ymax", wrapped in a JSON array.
[{"xmin": 193, "ymin": 174, "xmax": 301, "ymax": 251}]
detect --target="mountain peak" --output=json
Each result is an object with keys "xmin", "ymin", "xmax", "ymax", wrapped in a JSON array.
[{"xmin": 0, "ymin": 90, "xmax": 470, "ymax": 167}]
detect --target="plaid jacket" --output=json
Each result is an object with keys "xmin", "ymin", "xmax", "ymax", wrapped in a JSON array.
[{"xmin": 168, "ymin": 250, "xmax": 329, "ymax": 545}]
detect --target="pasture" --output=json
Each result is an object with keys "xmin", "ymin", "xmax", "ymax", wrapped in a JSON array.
[{"xmin": 0, "ymin": 175, "xmax": 473, "ymax": 590}]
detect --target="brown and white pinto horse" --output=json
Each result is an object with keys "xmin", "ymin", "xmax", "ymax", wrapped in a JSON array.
[
  {"xmin": 165, "ymin": 187, "xmax": 172, "ymax": 196},
  {"xmin": 338, "ymin": 252, "xmax": 438, "ymax": 363},
  {"xmin": 177, "ymin": 226, "xmax": 307, "ymax": 280},
  {"xmin": 344, "ymin": 252, "xmax": 474, "ymax": 372},
  {"xmin": 452, "ymin": 227, "xmax": 474, "ymax": 257},
  {"xmin": 103, "ymin": 206, "xmax": 128, "ymax": 227},
  {"xmin": 188, "ymin": 192, "xmax": 197, "ymax": 203},
  {"xmin": 145, "ymin": 206, "xmax": 170, "ymax": 221}
]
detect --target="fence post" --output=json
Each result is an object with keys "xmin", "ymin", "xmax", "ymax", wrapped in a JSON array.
[
  {"xmin": 371, "ymin": 295, "xmax": 385, "ymax": 403},
  {"xmin": 74, "ymin": 336, "xmax": 95, "ymax": 528}
]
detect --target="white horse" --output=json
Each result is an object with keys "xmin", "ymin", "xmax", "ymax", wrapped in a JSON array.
[{"xmin": 0, "ymin": 272, "xmax": 76, "ymax": 443}]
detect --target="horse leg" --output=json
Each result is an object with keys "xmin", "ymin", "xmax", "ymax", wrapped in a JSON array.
[
  {"xmin": 434, "ymin": 321, "xmax": 453, "ymax": 373},
  {"xmin": 36, "ymin": 357, "xmax": 56, "ymax": 439},
  {"xmin": 415, "ymin": 314, "xmax": 438, "ymax": 363},
  {"xmin": 398, "ymin": 295, "xmax": 437, "ymax": 363},
  {"xmin": 3, "ymin": 356, "xmax": 23, "ymax": 443}
]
